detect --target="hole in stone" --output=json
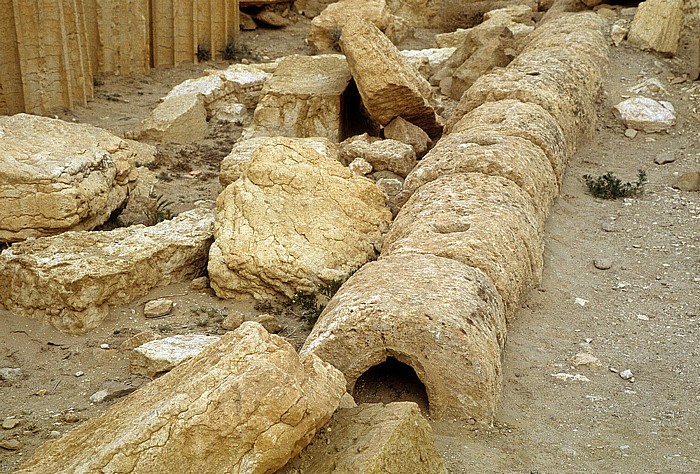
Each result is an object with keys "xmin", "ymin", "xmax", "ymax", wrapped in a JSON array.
[
  {"xmin": 340, "ymin": 80, "xmax": 381, "ymax": 140},
  {"xmin": 352, "ymin": 357, "xmax": 429, "ymax": 413}
]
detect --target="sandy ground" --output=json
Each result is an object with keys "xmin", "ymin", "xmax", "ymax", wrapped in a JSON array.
[{"xmin": 1, "ymin": 9, "xmax": 699, "ymax": 474}]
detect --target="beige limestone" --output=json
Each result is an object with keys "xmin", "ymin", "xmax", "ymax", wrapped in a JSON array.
[
  {"xmin": 383, "ymin": 116, "xmax": 432, "ymax": 157},
  {"xmin": 137, "ymin": 93, "xmax": 208, "ymax": 144},
  {"xmin": 449, "ymin": 39, "xmax": 515, "ymax": 100},
  {"xmin": 398, "ymin": 131, "xmax": 557, "ymax": 221},
  {"xmin": 209, "ymin": 137, "xmax": 392, "ymax": 302},
  {"xmin": 130, "ymin": 334, "xmax": 221, "ymax": 378},
  {"xmin": 0, "ymin": 208, "xmax": 214, "ymax": 334},
  {"xmin": 280, "ymin": 402, "xmax": 447, "ymax": 473},
  {"xmin": 449, "ymin": 99, "xmax": 568, "ymax": 185},
  {"xmin": 302, "ymin": 253, "xmax": 506, "ymax": 422},
  {"xmin": 399, "ymin": 48, "xmax": 456, "ymax": 81},
  {"xmin": 249, "ymin": 55, "xmax": 352, "ymax": 142},
  {"xmin": 628, "ymin": 0, "xmax": 684, "ymax": 55},
  {"xmin": 340, "ymin": 18, "xmax": 443, "ymax": 138},
  {"xmin": 384, "ymin": 173, "xmax": 543, "ymax": 321},
  {"xmin": 17, "ymin": 322, "xmax": 346, "ymax": 474},
  {"xmin": 0, "ymin": 114, "xmax": 138, "ymax": 242},
  {"xmin": 307, "ymin": 0, "xmax": 413, "ymax": 52},
  {"xmin": 340, "ymin": 138, "xmax": 417, "ymax": 178},
  {"xmin": 220, "ymin": 136, "xmax": 338, "ymax": 187}
]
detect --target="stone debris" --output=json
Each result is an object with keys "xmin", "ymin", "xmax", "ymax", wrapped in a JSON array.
[
  {"xmin": 593, "ymin": 258, "xmax": 612, "ymax": 270},
  {"xmin": 614, "ymin": 97, "xmax": 676, "ymax": 133},
  {"xmin": 340, "ymin": 17, "xmax": 442, "ymax": 138},
  {"xmin": 383, "ymin": 116, "xmax": 433, "ymax": 157},
  {"xmin": 130, "ymin": 334, "xmax": 221, "ymax": 378},
  {"xmin": 550, "ymin": 373, "xmax": 591, "ymax": 382},
  {"xmin": 119, "ymin": 331, "xmax": 162, "ymax": 352},
  {"xmin": 2, "ymin": 418, "xmax": 19, "ymax": 430},
  {"xmin": 222, "ymin": 312, "xmax": 246, "ymax": 331},
  {"xmin": 672, "ymin": 171, "xmax": 700, "ymax": 192},
  {"xmin": 253, "ymin": 11, "xmax": 291, "ymax": 28},
  {"xmin": 0, "ymin": 368, "xmax": 24, "ymax": 383},
  {"xmin": 190, "ymin": 276, "xmax": 210, "ymax": 290},
  {"xmin": 17, "ymin": 323, "xmax": 347, "ymax": 474},
  {"xmin": 279, "ymin": 402, "xmax": 446, "ymax": 473},
  {"xmin": 136, "ymin": 93, "xmax": 208, "ymax": 144},
  {"xmin": 255, "ymin": 314, "xmax": 284, "ymax": 334},
  {"xmin": 143, "ymin": 298, "xmax": 174, "ymax": 318},
  {"xmin": 399, "ymin": 48, "xmax": 456, "ymax": 81},
  {"xmin": 629, "ymin": 78, "xmax": 669, "ymax": 96},
  {"xmin": 303, "ymin": 253, "xmax": 506, "ymax": 423},
  {"xmin": 0, "ymin": 114, "xmax": 138, "ymax": 242},
  {"xmin": 340, "ymin": 138, "xmax": 417, "ymax": 178},
  {"xmin": 619, "ymin": 369, "xmax": 635, "ymax": 382},
  {"xmin": 627, "ymin": 0, "xmax": 684, "ymax": 55},
  {"xmin": 349, "ymin": 157, "xmax": 373, "ymax": 175},
  {"xmin": 572, "ymin": 353, "xmax": 602, "ymax": 367},
  {"xmin": 209, "ymin": 137, "xmax": 391, "ymax": 302},
  {"xmin": 654, "ymin": 151, "xmax": 675, "ymax": 165},
  {"xmin": 89, "ymin": 382, "xmax": 137, "ymax": 403},
  {"xmin": 0, "ymin": 439, "xmax": 21, "ymax": 451},
  {"xmin": 610, "ymin": 20, "xmax": 630, "ymax": 46},
  {"xmin": 624, "ymin": 128, "xmax": 638, "ymax": 139},
  {"xmin": 0, "ymin": 208, "xmax": 215, "ymax": 334}
]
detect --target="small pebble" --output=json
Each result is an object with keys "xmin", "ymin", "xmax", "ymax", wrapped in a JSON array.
[
  {"xmin": 190, "ymin": 276, "xmax": 209, "ymax": 291},
  {"xmin": 654, "ymin": 151, "xmax": 675, "ymax": 165},
  {"xmin": 624, "ymin": 128, "xmax": 638, "ymax": 138},
  {"xmin": 62, "ymin": 412, "xmax": 80, "ymax": 423},
  {"xmin": 572, "ymin": 352, "xmax": 601, "ymax": 367},
  {"xmin": 144, "ymin": 298, "xmax": 174, "ymax": 318},
  {"xmin": 0, "ymin": 439, "xmax": 21, "ymax": 450},
  {"xmin": 48, "ymin": 430, "xmax": 62, "ymax": 439},
  {"xmin": 100, "ymin": 343, "xmax": 110, "ymax": 350},
  {"xmin": 601, "ymin": 222, "xmax": 615, "ymax": 232},
  {"xmin": 74, "ymin": 371, "xmax": 85, "ymax": 377},
  {"xmin": 0, "ymin": 367, "xmax": 24, "ymax": 382},
  {"xmin": 222, "ymin": 312, "xmax": 246, "ymax": 331},
  {"xmin": 637, "ymin": 314, "xmax": 650, "ymax": 321},
  {"xmin": 1, "ymin": 419, "xmax": 19, "ymax": 430},
  {"xmin": 619, "ymin": 369, "xmax": 635, "ymax": 382},
  {"xmin": 593, "ymin": 258, "xmax": 612, "ymax": 270},
  {"xmin": 255, "ymin": 314, "xmax": 283, "ymax": 334}
]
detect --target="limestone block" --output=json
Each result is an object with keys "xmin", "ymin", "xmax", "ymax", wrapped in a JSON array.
[
  {"xmin": 628, "ymin": 0, "xmax": 684, "ymax": 55},
  {"xmin": 449, "ymin": 99, "xmax": 568, "ymax": 185},
  {"xmin": 249, "ymin": 55, "xmax": 352, "ymax": 142},
  {"xmin": 340, "ymin": 138, "xmax": 417, "ymax": 178},
  {"xmin": 613, "ymin": 97, "xmax": 676, "ymax": 132},
  {"xmin": 340, "ymin": 18, "xmax": 443, "ymax": 138},
  {"xmin": 383, "ymin": 116, "xmax": 432, "ymax": 157},
  {"xmin": 208, "ymin": 137, "xmax": 392, "ymax": 302},
  {"xmin": 210, "ymin": 64, "xmax": 272, "ymax": 110},
  {"xmin": 399, "ymin": 48, "xmax": 456, "ymax": 81},
  {"xmin": 302, "ymin": 253, "xmax": 506, "ymax": 422},
  {"xmin": 449, "ymin": 39, "xmax": 515, "ymax": 100},
  {"xmin": 220, "ymin": 136, "xmax": 338, "ymax": 187},
  {"xmin": 137, "ymin": 93, "xmax": 208, "ymax": 144},
  {"xmin": 385, "ymin": 0, "xmax": 442, "ymax": 27},
  {"xmin": 398, "ymin": 131, "xmax": 557, "ymax": 221},
  {"xmin": 384, "ymin": 173, "xmax": 543, "ymax": 321},
  {"xmin": 0, "ymin": 114, "xmax": 137, "ymax": 242},
  {"xmin": 130, "ymin": 334, "xmax": 221, "ymax": 377},
  {"xmin": 163, "ymin": 74, "xmax": 227, "ymax": 106},
  {"xmin": 307, "ymin": 0, "xmax": 413, "ymax": 52},
  {"xmin": 0, "ymin": 208, "xmax": 215, "ymax": 334},
  {"xmin": 17, "ymin": 322, "xmax": 347, "ymax": 474},
  {"xmin": 280, "ymin": 402, "xmax": 446, "ymax": 473}
]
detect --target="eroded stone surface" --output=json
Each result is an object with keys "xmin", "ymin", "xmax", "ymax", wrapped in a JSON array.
[
  {"xmin": 628, "ymin": 0, "xmax": 684, "ymax": 55},
  {"xmin": 17, "ymin": 322, "xmax": 347, "ymax": 474},
  {"xmin": 136, "ymin": 93, "xmax": 207, "ymax": 144},
  {"xmin": 302, "ymin": 253, "xmax": 506, "ymax": 422},
  {"xmin": 384, "ymin": 173, "xmax": 543, "ymax": 321},
  {"xmin": 130, "ymin": 334, "xmax": 221, "ymax": 378},
  {"xmin": 209, "ymin": 138, "xmax": 392, "ymax": 302},
  {"xmin": 340, "ymin": 138, "xmax": 417, "ymax": 178},
  {"xmin": 613, "ymin": 97, "xmax": 676, "ymax": 133},
  {"xmin": 0, "ymin": 114, "xmax": 138, "ymax": 242},
  {"xmin": 383, "ymin": 116, "xmax": 432, "ymax": 157},
  {"xmin": 0, "ymin": 208, "xmax": 214, "ymax": 334},
  {"xmin": 280, "ymin": 402, "xmax": 447, "ymax": 473}
]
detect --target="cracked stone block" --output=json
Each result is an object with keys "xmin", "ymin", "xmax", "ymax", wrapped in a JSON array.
[{"xmin": 130, "ymin": 334, "xmax": 221, "ymax": 378}]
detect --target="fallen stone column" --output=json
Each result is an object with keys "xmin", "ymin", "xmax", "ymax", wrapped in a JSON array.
[
  {"xmin": 16, "ymin": 322, "xmax": 347, "ymax": 474},
  {"xmin": 0, "ymin": 207, "xmax": 215, "ymax": 334},
  {"xmin": 279, "ymin": 402, "xmax": 447, "ymax": 473},
  {"xmin": 302, "ymin": 253, "xmax": 506, "ymax": 422},
  {"xmin": 384, "ymin": 173, "xmax": 543, "ymax": 322}
]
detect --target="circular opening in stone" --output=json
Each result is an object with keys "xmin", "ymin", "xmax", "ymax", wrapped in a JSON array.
[{"xmin": 352, "ymin": 357, "xmax": 429, "ymax": 413}]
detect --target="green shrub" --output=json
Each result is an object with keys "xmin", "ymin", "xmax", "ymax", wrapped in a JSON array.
[{"xmin": 583, "ymin": 170, "xmax": 647, "ymax": 199}]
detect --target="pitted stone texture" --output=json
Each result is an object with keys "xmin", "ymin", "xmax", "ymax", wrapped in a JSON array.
[
  {"xmin": 130, "ymin": 334, "xmax": 221, "ymax": 378},
  {"xmin": 249, "ymin": 55, "xmax": 352, "ymax": 142},
  {"xmin": 614, "ymin": 97, "xmax": 676, "ymax": 133},
  {"xmin": 628, "ymin": 0, "xmax": 684, "ymax": 55},
  {"xmin": 17, "ymin": 322, "xmax": 346, "ymax": 474},
  {"xmin": 0, "ymin": 114, "xmax": 138, "ymax": 242},
  {"xmin": 340, "ymin": 138, "xmax": 417, "ymax": 178},
  {"xmin": 397, "ymin": 131, "xmax": 557, "ymax": 220},
  {"xmin": 449, "ymin": 38, "xmax": 515, "ymax": 100},
  {"xmin": 399, "ymin": 48, "xmax": 456, "ymax": 81},
  {"xmin": 384, "ymin": 173, "xmax": 543, "ymax": 321},
  {"xmin": 449, "ymin": 99, "xmax": 568, "ymax": 185},
  {"xmin": 279, "ymin": 402, "xmax": 447, "ymax": 473},
  {"xmin": 137, "ymin": 93, "xmax": 207, "ymax": 144},
  {"xmin": 383, "ymin": 116, "xmax": 433, "ymax": 157},
  {"xmin": 220, "ymin": 136, "xmax": 338, "ymax": 187},
  {"xmin": 307, "ymin": 0, "xmax": 413, "ymax": 52},
  {"xmin": 302, "ymin": 253, "xmax": 506, "ymax": 422},
  {"xmin": 340, "ymin": 18, "xmax": 442, "ymax": 138},
  {"xmin": 162, "ymin": 75, "xmax": 227, "ymax": 106},
  {"xmin": 0, "ymin": 208, "xmax": 214, "ymax": 334},
  {"xmin": 209, "ymin": 138, "xmax": 392, "ymax": 302}
]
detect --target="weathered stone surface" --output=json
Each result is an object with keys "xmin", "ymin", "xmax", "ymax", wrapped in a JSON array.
[
  {"xmin": 384, "ymin": 173, "xmax": 543, "ymax": 321},
  {"xmin": 89, "ymin": 382, "xmax": 137, "ymax": 404},
  {"xmin": 130, "ymin": 334, "xmax": 221, "ymax": 378},
  {"xmin": 212, "ymin": 64, "xmax": 272, "ymax": 110},
  {"xmin": 398, "ymin": 131, "xmax": 557, "ymax": 221},
  {"xmin": 0, "ymin": 368, "xmax": 23, "ymax": 382},
  {"xmin": 143, "ymin": 298, "xmax": 174, "ymax": 318},
  {"xmin": 385, "ymin": 0, "xmax": 442, "ymax": 27},
  {"xmin": 163, "ymin": 75, "xmax": 227, "ymax": 106},
  {"xmin": 613, "ymin": 97, "xmax": 676, "ymax": 132},
  {"xmin": 0, "ymin": 208, "xmax": 215, "ymax": 334},
  {"xmin": 349, "ymin": 157, "xmax": 374, "ymax": 175},
  {"xmin": 248, "ymin": 55, "xmax": 352, "ymax": 142},
  {"xmin": 399, "ymin": 48, "xmax": 456, "ymax": 81},
  {"xmin": 307, "ymin": 0, "xmax": 413, "ymax": 52},
  {"xmin": 119, "ymin": 330, "xmax": 161, "ymax": 351},
  {"xmin": 137, "ymin": 93, "xmax": 207, "ymax": 144},
  {"xmin": 0, "ymin": 114, "xmax": 138, "ymax": 242},
  {"xmin": 253, "ymin": 11, "xmax": 291, "ymax": 27},
  {"xmin": 220, "ymin": 136, "xmax": 338, "ymax": 187},
  {"xmin": 449, "ymin": 38, "xmax": 515, "ymax": 100},
  {"xmin": 383, "ymin": 116, "xmax": 432, "ymax": 157},
  {"xmin": 449, "ymin": 99, "xmax": 568, "ymax": 185},
  {"xmin": 302, "ymin": 253, "xmax": 506, "ymax": 422},
  {"xmin": 340, "ymin": 138, "xmax": 417, "ymax": 178},
  {"xmin": 209, "ymin": 138, "xmax": 392, "ymax": 302},
  {"xmin": 672, "ymin": 171, "xmax": 700, "ymax": 191},
  {"xmin": 280, "ymin": 402, "xmax": 446, "ymax": 473},
  {"xmin": 628, "ymin": 0, "xmax": 684, "ymax": 55},
  {"xmin": 17, "ymin": 322, "xmax": 347, "ymax": 474},
  {"xmin": 340, "ymin": 18, "xmax": 442, "ymax": 138}
]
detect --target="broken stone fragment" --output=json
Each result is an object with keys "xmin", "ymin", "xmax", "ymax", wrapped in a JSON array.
[
  {"xmin": 341, "ymin": 138, "xmax": 417, "ymax": 178},
  {"xmin": 130, "ymin": 334, "xmax": 221, "ymax": 378},
  {"xmin": 613, "ymin": 97, "xmax": 676, "ymax": 133},
  {"xmin": 383, "ymin": 116, "xmax": 433, "ymax": 157},
  {"xmin": 17, "ymin": 322, "xmax": 347, "ymax": 474},
  {"xmin": 627, "ymin": 0, "xmax": 684, "ymax": 55},
  {"xmin": 136, "ymin": 93, "xmax": 207, "ymax": 144},
  {"xmin": 143, "ymin": 298, "xmax": 174, "ymax": 318}
]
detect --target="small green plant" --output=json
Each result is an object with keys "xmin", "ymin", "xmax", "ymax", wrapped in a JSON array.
[
  {"xmin": 583, "ymin": 169, "xmax": 647, "ymax": 199},
  {"xmin": 143, "ymin": 193, "xmax": 174, "ymax": 226},
  {"xmin": 197, "ymin": 44, "xmax": 211, "ymax": 62}
]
